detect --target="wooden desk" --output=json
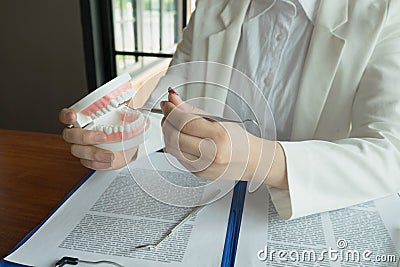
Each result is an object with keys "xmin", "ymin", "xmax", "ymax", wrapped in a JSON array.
[{"xmin": 0, "ymin": 129, "xmax": 89, "ymax": 257}]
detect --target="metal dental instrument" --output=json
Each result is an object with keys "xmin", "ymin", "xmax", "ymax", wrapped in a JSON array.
[
  {"xmin": 124, "ymin": 104, "xmax": 260, "ymax": 127},
  {"xmin": 55, "ymin": 256, "xmax": 124, "ymax": 267},
  {"xmin": 133, "ymin": 190, "xmax": 221, "ymax": 251}
]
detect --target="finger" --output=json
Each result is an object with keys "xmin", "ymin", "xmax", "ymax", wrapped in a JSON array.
[
  {"xmin": 168, "ymin": 91, "xmax": 195, "ymax": 113},
  {"xmin": 59, "ymin": 108, "xmax": 77, "ymax": 125},
  {"xmin": 80, "ymin": 159, "xmax": 113, "ymax": 170},
  {"xmin": 164, "ymin": 146, "xmax": 198, "ymax": 161},
  {"xmin": 168, "ymin": 92, "xmax": 209, "ymax": 114},
  {"xmin": 161, "ymin": 101, "xmax": 220, "ymax": 139},
  {"xmin": 165, "ymin": 147, "xmax": 200, "ymax": 173},
  {"xmin": 62, "ymin": 128, "xmax": 107, "ymax": 145},
  {"xmin": 79, "ymin": 147, "xmax": 138, "ymax": 170},
  {"xmin": 163, "ymin": 119, "xmax": 216, "ymax": 172},
  {"xmin": 162, "ymin": 119, "xmax": 203, "ymax": 157},
  {"xmin": 70, "ymin": 145, "xmax": 114, "ymax": 163},
  {"xmin": 164, "ymin": 145, "xmax": 213, "ymax": 173}
]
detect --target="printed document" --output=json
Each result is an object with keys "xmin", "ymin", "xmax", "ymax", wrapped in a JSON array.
[
  {"xmin": 235, "ymin": 185, "xmax": 400, "ymax": 266},
  {"xmin": 5, "ymin": 153, "xmax": 234, "ymax": 266}
]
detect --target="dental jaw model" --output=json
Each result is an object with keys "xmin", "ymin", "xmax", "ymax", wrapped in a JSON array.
[{"xmin": 69, "ymin": 73, "xmax": 148, "ymax": 151}]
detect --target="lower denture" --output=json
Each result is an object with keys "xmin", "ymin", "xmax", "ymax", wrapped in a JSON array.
[{"xmin": 105, "ymin": 119, "xmax": 146, "ymax": 142}]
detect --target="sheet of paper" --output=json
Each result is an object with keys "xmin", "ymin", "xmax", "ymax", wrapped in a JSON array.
[
  {"xmin": 235, "ymin": 185, "xmax": 400, "ymax": 266},
  {"xmin": 6, "ymin": 153, "xmax": 234, "ymax": 267}
]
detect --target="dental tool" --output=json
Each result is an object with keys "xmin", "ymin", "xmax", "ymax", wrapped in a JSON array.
[
  {"xmin": 55, "ymin": 256, "xmax": 124, "ymax": 267},
  {"xmin": 125, "ymin": 105, "xmax": 260, "ymax": 127},
  {"xmin": 132, "ymin": 190, "xmax": 221, "ymax": 251}
]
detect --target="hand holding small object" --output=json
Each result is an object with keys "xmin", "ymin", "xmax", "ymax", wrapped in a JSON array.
[
  {"xmin": 160, "ymin": 89, "xmax": 288, "ymax": 189},
  {"xmin": 59, "ymin": 108, "xmax": 138, "ymax": 170}
]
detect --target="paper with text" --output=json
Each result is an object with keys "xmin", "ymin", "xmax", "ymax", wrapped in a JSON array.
[
  {"xmin": 235, "ymin": 185, "xmax": 400, "ymax": 266},
  {"xmin": 5, "ymin": 153, "xmax": 233, "ymax": 266}
]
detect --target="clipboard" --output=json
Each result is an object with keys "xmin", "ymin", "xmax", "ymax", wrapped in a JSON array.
[
  {"xmin": 221, "ymin": 181, "xmax": 247, "ymax": 267},
  {"xmin": 0, "ymin": 169, "xmax": 247, "ymax": 267}
]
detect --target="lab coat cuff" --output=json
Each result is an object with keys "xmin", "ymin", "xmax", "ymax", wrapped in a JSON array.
[
  {"xmin": 277, "ymin": 141, "xmax": 316, "ymax": 220},
  {"xmin": 267, "ymin": 186, "xmax": 293, "ymax": 220},
  {"xmin": 265, "ymin": 141, "xmax": 297, "ymax": 220}
]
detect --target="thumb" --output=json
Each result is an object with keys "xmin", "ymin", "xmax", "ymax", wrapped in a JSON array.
[
  {"xmin": 168, "ymin": 88, "xmax": 206, "ymax": 114},
  {"xmin": 167, "ymin": 88, "xmax": 187, "ymax": 110},
  {"xmin": 59, "ymin": 108, "xmax": 77, "ymax": 125},
  {"xmin": 160, "ymin": 100, "xmax": 177, "ymax": 118}
]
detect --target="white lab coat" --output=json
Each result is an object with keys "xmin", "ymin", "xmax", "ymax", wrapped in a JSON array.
[{"xmin": 141, "ymin": 0, "xmax": 400, "ymax": 220}]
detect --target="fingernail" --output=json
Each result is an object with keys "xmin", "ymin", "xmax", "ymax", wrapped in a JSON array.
[
  {"xmin": 94, "ymin": 133, "xmax": 107, "ymax": 142},
  {"xmin": 168, "ymin": 87, "xmax": 178, "ymax": 95},
  {"xmin": 65, "ymin": 111, "xmax": 74, "ymax": 121},
  {"xmin": 102, "ymin": 153, "xmax": 114, "ymax": 162}
]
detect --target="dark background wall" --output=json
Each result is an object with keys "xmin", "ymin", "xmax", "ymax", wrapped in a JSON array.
[{"xmin": 0, "ymin": 0, "xmax": 89, "ymax": 134}]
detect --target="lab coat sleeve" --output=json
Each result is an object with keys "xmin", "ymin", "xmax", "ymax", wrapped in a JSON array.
[{"xmin": 270, "ymin": 3, "xmax": 400, "ymax": 220}]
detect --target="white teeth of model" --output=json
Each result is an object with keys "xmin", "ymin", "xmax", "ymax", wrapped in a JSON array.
[
  {"xmin": 136, "ymin": 116, "xmax": 144, "ymax": 125},
  {"xmin": 125, "ymin": 124, "xmax": 132, "ymax": 132},
  {"xmin": 105, "ymin": 126, "xmax": 113, "ymax": 135},
  {"xmin": 101, "ymin": 107, "xmax": 108, "ymax": 114},
  {"xmin": 122, "ymin": 91, "xmax": 130, "ymax": 101},
  {"xmin": 91, "ymin": 114, "xmax": 97, "ymax": 120},
  {"xmin": 118, "ymin": 125, "xmax": 124, "ymax": 132},
  {"xmin": 131, "ymin": 120, "xmax": 138, "ymax": 128},
  {"xmin": 110, "ymin": 99, "xmax": 119, "ymax": 108},
  {"xmin": 117, "ymin": 95, "xmax": 124, "ymax": 104},
  {"xmin": 126, "ymin": 89, "xmax": 136, "ymax": 98},
  {"xmin": 113, "ymin": 125, "xmax": 119, "ymax": 133},
  {"xmin": 96, "ymin": 110, "xmax": 103, "ymax": 117},
  {"xmin": 98, "ymin": 125, "xmax": 104, "ymax": 132},
  {"xmin": 106, "ymin": 105, "xmax": 114, "ymax": 112}
]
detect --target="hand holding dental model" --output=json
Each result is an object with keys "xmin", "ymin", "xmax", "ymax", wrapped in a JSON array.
[
  {"xmin": 59, "ymin": 73, "xmax": 146, "ymax": 170},
  {"xmin": 59, "ymin": 108, "xmax": 140, "ymax": 170},
  {"xmin": 160, "ymin": 89, "xmax": 288, "ymax": 189}
]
